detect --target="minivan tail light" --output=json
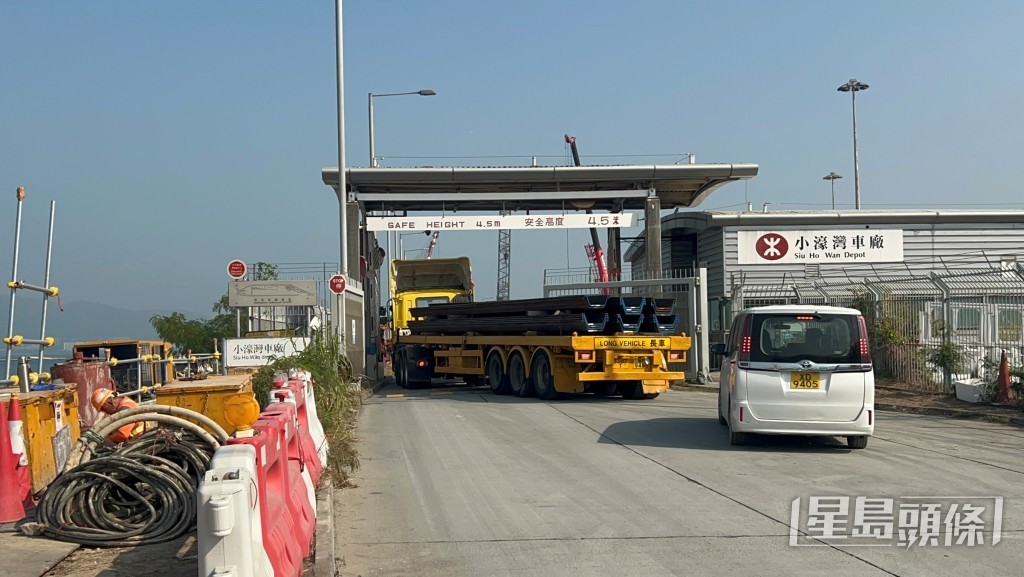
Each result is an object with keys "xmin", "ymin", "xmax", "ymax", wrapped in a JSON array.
[
  {"xmin": 857, "ymin": 316, "xmax": 872, "ymax": 363},
  {"xmin": 737, "ymin": 315, "xmax": 753, "ymax": 363}
]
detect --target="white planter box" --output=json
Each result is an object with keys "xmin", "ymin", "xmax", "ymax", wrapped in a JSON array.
[{"xmin": 954, "ymin": 378, "xmax": 986, "ymax": 404}]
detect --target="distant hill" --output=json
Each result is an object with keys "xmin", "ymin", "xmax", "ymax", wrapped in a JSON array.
[{"xmin": 6, "ymin": 301, "xmax": 205, "ymax": 359}]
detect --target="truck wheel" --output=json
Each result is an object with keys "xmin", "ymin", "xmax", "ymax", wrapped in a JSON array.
[
  {"xmin": 531, "ymin": 351, "xmax": 559, "ymax": 400},
  {"xmin": 508, "ymin": 352, "xmax": 534, "ymax": 397},
  {"xmin": 395, "ymin": 351, "xmax": 408, "ymax": 389},
  {"xmin": 486, "ymin": 351, "xmax": 511, "ymax": 395}
]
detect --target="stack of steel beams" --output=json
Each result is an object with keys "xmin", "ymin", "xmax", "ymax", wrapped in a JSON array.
[{"xmin": 407, "ymin": 295, "xmax": 680, "ymax": 336}]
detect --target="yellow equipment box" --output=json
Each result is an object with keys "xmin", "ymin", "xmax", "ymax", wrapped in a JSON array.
[
  {"xmin": 1, "ymin": 385, "xmax": 82, "ymax": 495},
  {"xmin": 154, "ymin": 374, "xmax": 256, "ymax": 435}
]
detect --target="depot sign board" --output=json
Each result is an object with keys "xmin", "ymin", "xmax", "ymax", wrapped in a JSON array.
[
  {"xmin": 366, "ymin": 213, "xmax": 636, "ymax": 231},
  {"xmin": 224, "ymin": 337, "xmax": 309, "ymax": 367},
  {"xmin": 737, "ymin": 229, "xmax": 904, "ymax": 264}
]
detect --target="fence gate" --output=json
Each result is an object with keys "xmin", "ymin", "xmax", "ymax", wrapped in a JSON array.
[{"xmin": 543, "ymin": 267, "xmax": 710, "ymax": 383}]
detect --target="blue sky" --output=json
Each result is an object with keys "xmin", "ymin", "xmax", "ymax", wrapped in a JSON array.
[{"xmin": 2, "ymin": 1, "xmax": 1022, "ymax": 316}]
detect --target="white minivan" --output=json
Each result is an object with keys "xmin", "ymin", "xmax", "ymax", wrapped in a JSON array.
[{"xmin": 711, "ymin": 305, "xmax": 875, "ymax": 449}]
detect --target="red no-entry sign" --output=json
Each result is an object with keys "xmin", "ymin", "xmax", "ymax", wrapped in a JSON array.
[
  {"xmin": 329, "ymin": 274, "xmax": 346, "ymax": 294},
  {"xmin": 227, "ymin": 259, "xmax": 247, "ymax": 279}
]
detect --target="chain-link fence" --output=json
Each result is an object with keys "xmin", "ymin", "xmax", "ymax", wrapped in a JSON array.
[
  {"xmin": 728, "ymin": 264, "xmax": 1024, "ymax": 392},
  {"xmin": 543, "ymin": 266, "xmax": 697, "ymax": 337}
]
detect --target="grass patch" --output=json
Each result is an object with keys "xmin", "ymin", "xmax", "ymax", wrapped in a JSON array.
[{"xmin": 251, "ymin": 329, "xmax": 362, "ymax": 485}]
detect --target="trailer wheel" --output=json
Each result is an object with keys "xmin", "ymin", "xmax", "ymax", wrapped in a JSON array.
[
  {"xmin": 531, "ymin": 351, "xmax": 559, "ymax": 400},
  {"xmin": 486, "ymin": 351, "xmax": 511, "ymax": 395},
  {"xmin": 618, "ymin": 381, "xmax": 644, "ymax": 400},
  {"xmin": 508, "ymin": 352, "xmax": 534, "ymax": 397}
]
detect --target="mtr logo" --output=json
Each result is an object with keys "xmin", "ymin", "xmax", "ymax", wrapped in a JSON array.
[{"xmin": 755, "ymin": 233, "xmax": 789, "ymax": 261}]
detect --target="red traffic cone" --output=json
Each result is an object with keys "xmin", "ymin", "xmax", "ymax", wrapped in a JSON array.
[
  {"xmin": 7, "ymin": 396, "xmax": 33, "ymax": 508},
  {"xmin": 0, "ymin": 401, "xmax": 27, "ymax": 523},
  {"xmin": 996, "ymin": 350, "xmax": 1012, "ymax": 404}
]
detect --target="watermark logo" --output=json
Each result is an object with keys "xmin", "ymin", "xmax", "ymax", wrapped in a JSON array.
[{"xmin": 789, "ymin": 496, "xmax": 1003, "ymax": 547}]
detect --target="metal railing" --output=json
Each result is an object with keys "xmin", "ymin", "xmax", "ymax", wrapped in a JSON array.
[{"xmin": 728, "ymin": 264, "xmax": 1024, "ymax": 392}]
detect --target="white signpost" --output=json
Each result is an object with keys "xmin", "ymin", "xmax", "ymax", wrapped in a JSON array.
[
  {"xmin": 738, "ymin": 229, "xmax": 904, "ymax": 264},
  {"xmin": 223, "ymin": 337, "xmax": 310, "ymax": 367},
  {"xmin": 227, "ymin": 280, "xmax": 319, "ymax": 307},
  {"xmin": 366, "ymin": 212, "xmax": 637, "ymax": 231}
]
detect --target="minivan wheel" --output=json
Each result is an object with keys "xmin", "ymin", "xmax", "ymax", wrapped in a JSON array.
[
  {"xmin": 728, "ymin": 397, "xmax": 749, "ymax": 446},
  {"xmin": 847, "ymin": 435, "xmax": 869, "ymax": 450},
  {"xmin": 729, "ymin": 429, "xmax": 750, "ymax": 446}
]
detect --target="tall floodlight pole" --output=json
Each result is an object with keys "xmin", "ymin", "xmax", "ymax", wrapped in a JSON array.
[
  {"xmin": 823, "ymin": 172, "xmax": 843, "ymax": 210},
  {"xmin": 838, "ymin": 78, "xmax": 869, "ymax": 209},
  {"xmin": 335, "ymin": 0, "xmax": 347, "ymax": 343},
  {"xmin": 368, "ymin": 89, "xmax": 436, "ymax": 307}
]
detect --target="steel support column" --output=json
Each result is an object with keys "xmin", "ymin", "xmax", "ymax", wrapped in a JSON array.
[
  {"xmin": 607, "ymin": 227, "xmax": 621, "ymax": 282},
  {"xmin": 644, "ymin": 194, "xmax": 662, "ymax": 296}
]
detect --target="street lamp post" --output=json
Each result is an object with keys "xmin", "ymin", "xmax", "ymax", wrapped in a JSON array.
[
  {"xmin": 334, "ymin": 0, "xmax": 347, "ymax": 348},
  {"xmin": 823, "ymin": 171, "xmax": 843, "ymax": 210},
  {"xmin": 368, "ymin": 89, "xmax": 436, "ymax": 307},
  {"xmin": 838, "ymin": 78, "xmax": 869, "ymax": 209},
  {"xmin": 368, "ymin": 89, "xmax": 436, "ymax": 168}
]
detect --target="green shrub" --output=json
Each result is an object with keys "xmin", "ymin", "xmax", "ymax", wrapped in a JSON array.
[{"xmin": 251, "ymin": 329, "xmax": 362, "ymax": 485}]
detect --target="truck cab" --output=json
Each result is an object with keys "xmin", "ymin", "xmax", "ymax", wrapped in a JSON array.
[{"xmin": 389, "ymin": 257, "xmax": 474, "ymax": 334}]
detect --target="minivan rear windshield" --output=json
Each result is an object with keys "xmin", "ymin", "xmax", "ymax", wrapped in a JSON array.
[{"xmin": 750, "ymin": 313, "xmax": 862, "ymax": 364}]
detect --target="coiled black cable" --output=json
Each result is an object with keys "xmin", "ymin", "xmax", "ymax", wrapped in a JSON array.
[{"xmin": 35, "ymin": 428, "xmax": 215, "ymax": 547}]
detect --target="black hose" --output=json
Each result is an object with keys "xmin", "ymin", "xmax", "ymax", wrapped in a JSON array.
[{"xmin": 35, "ymin": 427, "xmax": 216, "ymax": 547}]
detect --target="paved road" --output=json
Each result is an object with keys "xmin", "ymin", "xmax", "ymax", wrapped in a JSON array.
[{"xmin": 334, "ymin": 383, "xmax": 1023, "ymax": 577}]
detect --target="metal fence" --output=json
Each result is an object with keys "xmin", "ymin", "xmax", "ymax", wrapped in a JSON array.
[
  {"xmin": 728, "ymin": 264, "xmax": 1024, "ymax": 392},
  {"xmin": 543, "ymin": 266, "xmax": 710, "ymax": 383},
  {"xmin": 543, "ymin": 266, "xmax": 697, "ymax": 337}
]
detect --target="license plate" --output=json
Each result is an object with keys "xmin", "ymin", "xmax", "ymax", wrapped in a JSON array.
[
  {"xmin": 615, "ymin": 356, "xmax": 646, "ymax": 369},
  {"xmin": 791, "ymin": 372, "xmax": 820, "ymax": 389}
]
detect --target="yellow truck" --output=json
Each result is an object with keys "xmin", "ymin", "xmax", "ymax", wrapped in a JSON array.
[{"xmin": 388, "ymin": 257, "xmax": 691, "ymax": 400}]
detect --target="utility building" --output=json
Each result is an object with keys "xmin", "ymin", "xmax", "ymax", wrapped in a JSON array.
[{"xmin": 626, "ymin": 209, "xmax": 1024, "ymax": 389}]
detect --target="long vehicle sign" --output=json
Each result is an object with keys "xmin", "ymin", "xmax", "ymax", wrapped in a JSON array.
[
  {"xmin": 595, "ymin": 337, "xmax": 674, "ymax": 349},
  {"xmin": 366, "ymin": 213, "xmax": 636, "ymax": 231}
]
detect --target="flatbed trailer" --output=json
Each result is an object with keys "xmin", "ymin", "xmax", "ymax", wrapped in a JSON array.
[
  {"xmin": 393, "ymin": 332, "xmax": 691, "ymax": 400},
  {"xmin": 387, "ymin": 257, "xmax": 692, "ymax": 400}
]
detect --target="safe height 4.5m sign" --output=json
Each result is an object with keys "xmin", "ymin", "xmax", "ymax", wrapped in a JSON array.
[
  {"xmin": 738, "ymin": 229, "xmax": 904, "ymax": 264},
  {"xmin": 366, "ymin": 213, "xmax": 636, "ymax": 231}
]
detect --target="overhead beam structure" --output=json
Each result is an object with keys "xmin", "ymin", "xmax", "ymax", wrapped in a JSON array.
[{"xmin": 322, "ymin": 164, "xmax": 758, "ymax": 214}]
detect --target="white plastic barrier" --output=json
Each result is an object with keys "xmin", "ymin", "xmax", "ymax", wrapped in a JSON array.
[
  {"xmin": 197, "ymin": 445, "xmax": 274, "ymax": 577},
  {"xmin": 290, "ymin": 368, "xmax": 329, "ymax": 468}
]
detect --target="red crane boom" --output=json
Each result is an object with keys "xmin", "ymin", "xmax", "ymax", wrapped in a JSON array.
[{"xmin": 565, "ymin": 135, "xmax": 609, "ymax": 287}]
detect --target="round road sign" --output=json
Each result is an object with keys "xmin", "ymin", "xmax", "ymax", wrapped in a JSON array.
[
  {"xmin": 227, "ymin": 259, "xmax": 247, "ymax": 279},
  {"xmin": 329, "ymin": 274, "xmax": 346, "ymax": 294}
]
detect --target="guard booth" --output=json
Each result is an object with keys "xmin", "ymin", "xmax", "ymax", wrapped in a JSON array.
[{"xmin": 72, "ymin": 340, "xmax": 174, "ymax": 391}]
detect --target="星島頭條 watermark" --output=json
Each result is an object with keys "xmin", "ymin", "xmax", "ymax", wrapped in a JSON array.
[{"xmin": 789, "ymin": 496, "xmax": 1003, "ymax": 547}]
